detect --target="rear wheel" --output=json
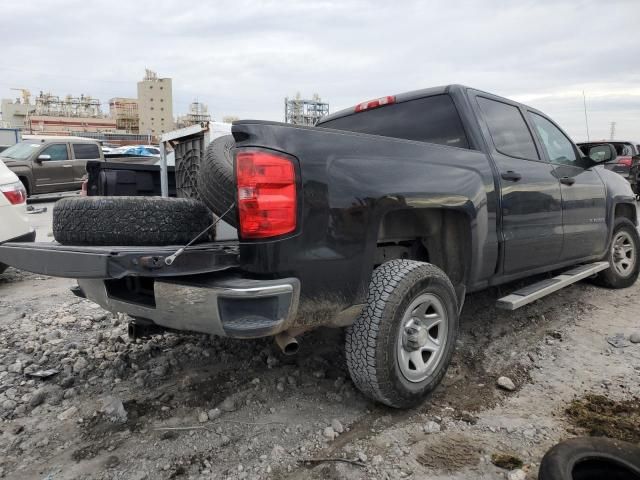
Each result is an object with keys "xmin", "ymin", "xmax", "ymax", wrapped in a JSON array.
[
  {"xmin": 594, "ymin": 217, "xmax": 640, "ymax": 288},
  {"xmin": 345, "ymin": 260, "xmax": 459, "ymax": 408}
]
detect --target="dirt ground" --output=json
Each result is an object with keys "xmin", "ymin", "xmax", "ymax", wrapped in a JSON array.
[{"xmin": 1, "ymin": 212, "xmax": 639, "ymax": 479}]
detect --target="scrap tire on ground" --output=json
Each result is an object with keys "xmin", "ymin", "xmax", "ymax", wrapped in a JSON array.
[
  {"xmin": 593, "ymin": 217, "xmax": 640, "ymax": 289},
  {"xmin": 538, "ymin": 437, "xmax": 640, "ymax": 480},
  {"xmin": 53, "ymin": 196, "xmax": 213, "ymax": 246},
  {"xmin": 197, "ymin": 134, "xmax": 237, "ymax": 227},
  {"xmin": 345, "ymin": 259, "xmax": 459, "ymax": 409}
]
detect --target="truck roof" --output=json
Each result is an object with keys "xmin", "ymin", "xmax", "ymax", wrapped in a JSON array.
[{"xmin": 318, "ymin": 84, "xmax": 542, "ymax": 125}]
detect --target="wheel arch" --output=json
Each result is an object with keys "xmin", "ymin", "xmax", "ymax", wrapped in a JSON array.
[
  {"xmin": 375, "ymin": 207, "xmax": 473, "ymax": 301},
  {"xmin": 614, "ymin": 202, "xmax": 637, "ymax": 225}
]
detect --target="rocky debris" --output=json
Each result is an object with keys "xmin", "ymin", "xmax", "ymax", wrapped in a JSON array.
[
  {"xmin": 207, "ymin": 408, "xmax": 221, "ymax": 421},
  {"xmin": 100, "ymin": 396, "xmax": 127, "ymax": 422},
  {"xmin": 331, "ymin": 419, "xmax": 344, "ymax": 434},
  {"xmin": 423, "ymin": 420, "xmax": 441, "ymax": 434},
  {"xmin": 219, "ymin": 395, "xmax": 237, "ymax": 412},
  {"xmin": 323, "ymin": 426, "xmax": 338, "ymax": 440},
  {"xmin": 271, "ymin": 445, "xmax": 286, "ymax": 460},
  {"xmin": 104, "ymin": 455, "xmax": 120, "ymax": 469},
  {"xmin": 8, "ymin": 361, "xmax": 23, "ymax": 374},
  {"xmin": 57, "ymin": 405, "xmax": 78, "ymax": 421},
  {"xmin": 73, "ymin": 356, "xmax": 89, "ymax": 374},
  {"xmin": 630, "ymin": 332, "xmax": 640, "ymax": 344},
  {"xmin": 198, "ymin": 411, "xmax": 209, "ymax": 423},
  {"xmin": 29, "ymin": 388, "xmax": 47, "ymax": 407},
  {"xmin": 507, "ymin": 469, "xmax": 527, "ymax": 480},
  {"xmin": 497, "ymin": 376, "xmax": 516, "ymax": 391}
]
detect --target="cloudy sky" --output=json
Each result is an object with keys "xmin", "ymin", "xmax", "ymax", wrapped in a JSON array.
[{"xmin": 2, "ymin": 0, "xmax": 639, "ymax": 141}]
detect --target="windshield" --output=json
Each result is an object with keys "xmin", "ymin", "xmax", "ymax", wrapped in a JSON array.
[{"xmin": 0, "ymin": 142, "xmax": 41, "ymax": 160}]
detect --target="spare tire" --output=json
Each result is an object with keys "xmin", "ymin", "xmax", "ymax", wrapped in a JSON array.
[
  {"xmin": 53, "ymin": 196, "xmax": 213, "ymax": 246},
  {"xmin": 539, "ymin": 437, "xmax": 640, "ymax": 480},
  {"xmin": 197, "ymin": 134, "xmax": 237, "ymax": 227}
]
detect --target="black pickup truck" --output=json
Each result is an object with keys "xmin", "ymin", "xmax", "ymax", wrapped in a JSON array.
[{"xmin": 1, "ymin": 85, "xmax": 638, "ymax": 408}]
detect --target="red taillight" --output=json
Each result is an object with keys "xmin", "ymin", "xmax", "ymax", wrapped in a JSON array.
[
  {"xmin": 236, "ymin": 149, "xmax": 297, "ymax": 239},
  {"xmin": 618, "ymin": 156, "xmax": 632, "ymax": 167},
  {"xmin": 354, "ymin": 95, "xmax": 396, "ymax": 113},
  {"xmin": 1, "ymin": 181, "xmax": 27, "ymax": 205}
]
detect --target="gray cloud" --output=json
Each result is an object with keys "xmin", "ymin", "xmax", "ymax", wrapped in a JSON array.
[{"xmin": 1, "ymin": 0, "xmax": 638, "ymax": 140}]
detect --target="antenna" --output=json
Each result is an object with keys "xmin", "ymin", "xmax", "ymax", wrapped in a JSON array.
[{"xmin": 582, "ymin": 90, "xmax": 590, "ymax": 142}]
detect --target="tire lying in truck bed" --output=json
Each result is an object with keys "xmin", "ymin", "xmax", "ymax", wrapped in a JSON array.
[
  {"xmin": 53, "ymin": 196, "xmax": 213, "ymax": 246},
  {"xmin": 197, "ymin": 134, "xmax": 237, "ymax": 227}
]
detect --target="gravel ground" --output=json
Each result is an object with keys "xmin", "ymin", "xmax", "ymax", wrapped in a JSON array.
[{"xmin": 0, "ymin": 205, "xmax": 639, "ymax": 479}]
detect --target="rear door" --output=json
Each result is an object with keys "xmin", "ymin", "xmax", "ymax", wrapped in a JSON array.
[
  {"xmin": 33, "ymin": 143, "xmax": 73, "ymax": 193},
  {"xmin": 71, "ymin": 143, "xmax": 102, "ymax": 188},
  {"xmin": 528, "ymin": 112, "xmax": 608, "ymax": 261},
  {"xmin": 473, "ymin": 94, "xmax": 564, "ymax": 275}
]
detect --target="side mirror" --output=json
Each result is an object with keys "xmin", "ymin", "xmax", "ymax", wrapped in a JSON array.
[
  {"xmin": 588, "ymin": 144, "xmax": 617, "ymax": 163},
  {"xmin": 36, "ymin": 154, "xmax": 51, "ymax": 163}
]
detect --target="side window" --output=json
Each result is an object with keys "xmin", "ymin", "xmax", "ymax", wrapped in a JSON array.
[
  {"xmin": 73, "ymin": 143, "xmax": 100, "ymax": 160},
  {"xmin": 40, "ymin": 144, "xmax": 68, "ymax": 161},
  {"xmin": 477, "ymin": 97, "xmax": 539, "ymax": 160},
  {"xmin": 529, "ymin": 113, "xmax": 577, "ymax": 166}
]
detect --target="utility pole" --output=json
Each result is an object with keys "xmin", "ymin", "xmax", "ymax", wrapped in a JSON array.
[{"xmin": 609, "ymin": 122, "xmax": 616, "ymax": 141}]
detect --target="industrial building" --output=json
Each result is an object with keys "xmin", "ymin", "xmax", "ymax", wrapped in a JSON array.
[
  {"xmin": 176, "ymin": 101, "xmax": 211, "ymax": 128},
  {"xmin": 109, "ymin": 97, "xmax": 139, "ymax": 133},
  {"xmin": 284, "ymin": 93, "xmax": 329, "ymax": 125},
  {"xmin": 1, "ymin": 89, "xmax": 36, "ymax": 128},
  {"xmin": 137, "ymin": 69, "xmax": 174, "ymax": 137}
]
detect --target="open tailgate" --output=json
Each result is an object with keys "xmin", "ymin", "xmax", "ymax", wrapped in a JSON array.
[{"xmin": 0, "ymin": 241, "xmax": 239, "ymax": 279}]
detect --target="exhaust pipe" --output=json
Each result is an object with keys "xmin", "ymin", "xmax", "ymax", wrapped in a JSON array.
[{"xmin": 275, "ymin": 331, "xmax": 299, "ymax": 355}]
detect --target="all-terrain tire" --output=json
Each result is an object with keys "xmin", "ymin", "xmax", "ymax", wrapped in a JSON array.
[
  {"xmin": 593, "ymin": 217, "xmax": 640, "ymax": 289},
  {"xmin": 53, "ymin": 196, "xmax": 213, "ymax": 246},
  {"xmin": 197, "ymin": 134, "xmax": 237, "ymax": 227},
  {"xmin": 345, "ymin": 260, "xmax": 459, "ymax": 409},
  {"xmin": 539, "ymin": 437, "xmax": 640, "ymax": 480}
]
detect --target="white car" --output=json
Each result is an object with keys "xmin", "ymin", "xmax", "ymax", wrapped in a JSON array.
[{"xmin": 0, "ymin": 159, "xmax": 34, "ymax": 274}]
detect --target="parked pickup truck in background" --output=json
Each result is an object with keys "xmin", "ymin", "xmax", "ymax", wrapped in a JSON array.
[
  {"xmin": 1, "ymin": 84, "xmax": 638, "ymax": 409},
  {"xmin": 0, "ymin": 136, "xmax": 156, "ymax": 196}
]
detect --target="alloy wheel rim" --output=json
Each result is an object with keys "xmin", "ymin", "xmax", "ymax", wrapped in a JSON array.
[
  {"xmin": 612, "ymin": 231, "xmax": 636, "ymax": 277},
  {"xmin": 396, "ymin": 293, "xmax": 448, "ymax": 383}
]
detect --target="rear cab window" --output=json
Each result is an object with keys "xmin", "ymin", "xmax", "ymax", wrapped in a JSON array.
[
  {"xmin": 476, "ymin": 97, "xmax": 539, "ymax": 161},
  {"xmin": 319, "ymin": 94, "xmax": 470, "ymax": 149},
  {"xmin": 73, "ymin": 143, "xmax": 101, "ymax": 160}
]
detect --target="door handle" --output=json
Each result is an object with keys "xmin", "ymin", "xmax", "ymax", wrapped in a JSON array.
[
  {"xmin": 501, "ymin": 170, "xmax": 522, "ymax": 181},
  {"xmin": 62, "ymin": 165, "xmax": 73, "ymax": 168},
  {"xmin": 560, "ymin": 176, "xmax": 575, "ymax": 186}
]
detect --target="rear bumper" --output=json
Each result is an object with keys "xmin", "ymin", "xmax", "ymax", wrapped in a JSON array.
[{"xmin": 78, "ymin": 275, "xmax": 300, "ymax": 338}]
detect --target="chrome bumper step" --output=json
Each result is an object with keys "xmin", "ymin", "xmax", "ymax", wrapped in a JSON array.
[{"xmin": 496, "ymin": 261, "xmax": 610, "ymax": 310}]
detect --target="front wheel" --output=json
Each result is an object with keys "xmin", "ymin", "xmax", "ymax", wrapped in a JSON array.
[
  {"xmin": 345, "ymin": 260, "xmax": 459, "ymax": 408},
  {"xmin": 594, "ymin": 217, "xmax": 640, "ymax": 289}
]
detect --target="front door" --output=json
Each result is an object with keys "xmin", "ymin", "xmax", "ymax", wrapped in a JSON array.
[
  {"xmin": 475, "ymin": 95, "xmax": 563, "ymax": 275},
  {"xmin": 33, "ymin": 143, "xmax": 74, "ymax": 193},
  {"xmin": 528, "ymin": 112, "xmax": 608, "ymax": 261}
]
